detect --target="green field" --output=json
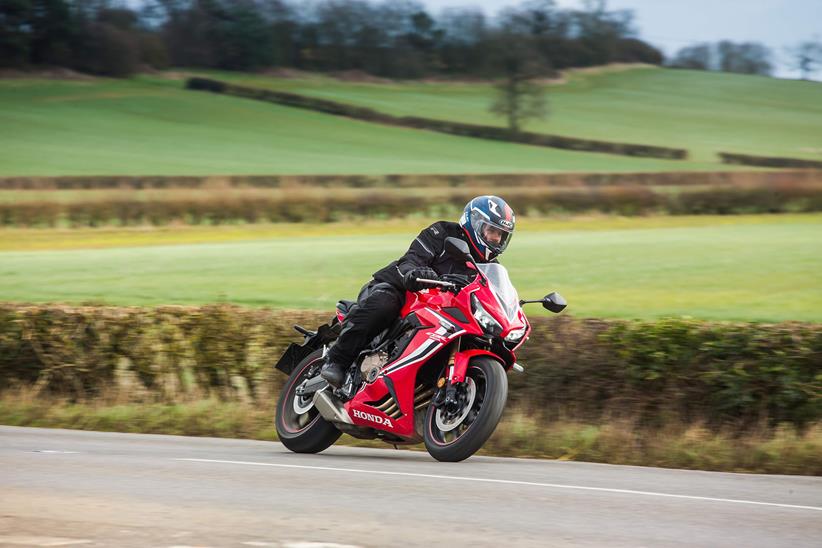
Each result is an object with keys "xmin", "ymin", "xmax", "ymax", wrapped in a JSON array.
[
  {"xmin": 2, "ymin": 214, "xmax": 819, "ymax": 321},
  {"xmin": 0, "ymin": 77, "xmax": 730, "ymax": 177},
  {"xmin": 206, "ymin": 66, "xmax": 822, "ymax": 163}
]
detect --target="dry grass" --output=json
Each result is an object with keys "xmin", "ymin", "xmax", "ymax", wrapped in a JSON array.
[
  {"xmin": 484, "ymin": 411, "xmax": 822, "ymax": 474},
  {"xmin": 1, "ymin": 391, "xmax": 818, "ymax": 474}
]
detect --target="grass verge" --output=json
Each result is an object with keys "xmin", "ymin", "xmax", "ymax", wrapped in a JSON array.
[
  {"xmin": 2, "ymin": 214, "xmax": 820, "ymax": 320},
  {"xmin": 0, "ymin": 395, "xmax": 818, "ymax": 475},
  {"xmin": 1, "ymin": 213, "xmax": 818, "ymax": 252}
]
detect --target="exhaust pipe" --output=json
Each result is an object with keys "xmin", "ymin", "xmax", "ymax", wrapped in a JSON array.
[{"xmin": 312, "ymin": 389, "xmax": 353, "ymax": 425}]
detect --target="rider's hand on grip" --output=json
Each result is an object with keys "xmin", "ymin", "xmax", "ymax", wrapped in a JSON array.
[
  {"xmin": 440, "ymin": 273, "xmax": 474, "ymax": 291},
  {"xmin": 403, "ymin": 267, "xmax": 439, "ymax": 292}
]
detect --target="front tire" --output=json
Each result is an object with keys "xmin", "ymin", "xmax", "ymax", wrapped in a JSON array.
[
  {"xmin": 275, "ymin": 349, "xmax": 342, "ymax": 453},
  {"xmin": 423, "ymin": 357, "xmax": 508, "ymax": 462}
]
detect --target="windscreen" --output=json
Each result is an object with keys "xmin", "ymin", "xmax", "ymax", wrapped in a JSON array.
[{"xmin": 477, "ymin": 263, "xmax": 520, "ymax": 321}]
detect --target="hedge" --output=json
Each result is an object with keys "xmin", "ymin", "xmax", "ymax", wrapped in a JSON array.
[
  {"xmin": 720, "ymin": 152, "xmax": 822, "ymax": 169},
  {"xmin": 3, "ymin": 184, "xmax": 822, "ymax": 227},
  {"xmin": 186, "ymin": 77, "xmax": 688, "ymax": 160},
  {"xmin": 1, "ymin": 304, "xmax": 819, "ymax": 429},
  {"xmin": 2, "ymin": 170, "xmax": 819, "ymax": 191}
]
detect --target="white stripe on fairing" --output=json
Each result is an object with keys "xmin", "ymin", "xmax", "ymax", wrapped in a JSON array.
[
  {"xmin": 380, "ymin": 308, "xmax": 466, "ymax": 375},
  {"xmin": 382, "ymin": 308, "xmax": 471, "ymax": 374},
  {"xmin": 383, "ymin": 339, "xmax": 441, "ymax": 373},
  {"xmin": 383, "ymin": 331, "xmax": 467, "ymax": 376},
  {"xmin": 176, "ymin": 459, "xmax": 822, "ymax": 512}
]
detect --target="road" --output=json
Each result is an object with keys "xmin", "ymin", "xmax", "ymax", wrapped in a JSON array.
[{"xmin": 0, "ymin": 426, "xmax": 820, "ymax": 547}]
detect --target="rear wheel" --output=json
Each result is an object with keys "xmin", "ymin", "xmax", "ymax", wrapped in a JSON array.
[
  {"xmin": 275, "ymin": 349, "xmax": 341, "ymax": 453},
  {"xmin": 423, "ymin": 357, "xmax": 507, "ymax": 462}
]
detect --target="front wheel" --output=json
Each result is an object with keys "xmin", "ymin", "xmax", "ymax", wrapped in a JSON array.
[
  {"xmin": 423, "ymin": 357, "xmax": 508, "ymax": 462},
  {"xmin": 275, "ymin": 348, "xmax": 342, "ymax": 453}
]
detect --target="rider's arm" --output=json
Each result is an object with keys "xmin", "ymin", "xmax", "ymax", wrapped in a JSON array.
[{"xmin": 395, "ymin": 222, "xmax": 445, "ymax": 277}]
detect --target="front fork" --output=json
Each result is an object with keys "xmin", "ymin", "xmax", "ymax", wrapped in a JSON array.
[{"xmin": 433, "ymin": 347, "xmax": 503, "ymax": 413}]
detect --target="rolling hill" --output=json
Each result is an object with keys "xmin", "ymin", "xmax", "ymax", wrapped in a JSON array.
[
  {"xmin": 0, "ymin": 73, "xmax": 765, "ymax": 176},
  {"xmin": 204, "ymin": 66, "xmax": 822, "ymax": 163}
]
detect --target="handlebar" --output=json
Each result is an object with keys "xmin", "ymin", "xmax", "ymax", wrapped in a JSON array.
[{"xmin": 415, "ymin": 277, "xmax": 457, "ymax": 289}]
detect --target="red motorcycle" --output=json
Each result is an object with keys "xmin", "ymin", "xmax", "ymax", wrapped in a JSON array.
[{"xmin": 275, "ymin": 237, "xmax": 566, "ymax": 462}]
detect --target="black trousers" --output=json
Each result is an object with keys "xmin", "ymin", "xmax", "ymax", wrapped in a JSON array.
[{"xmin": 327, "ymin": 280, "xmax": 405, "ymax": 366}]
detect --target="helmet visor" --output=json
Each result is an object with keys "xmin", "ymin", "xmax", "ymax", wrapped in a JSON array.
[{"xmin": 475, "ymin": 218, "xmax": 512, "ymax": 254}]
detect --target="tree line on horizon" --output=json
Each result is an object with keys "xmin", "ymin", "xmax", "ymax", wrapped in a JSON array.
[
  {"xmin": 1, "ymin": 0, "xmax": 816, "ymax": 80},
  {"xmin": 1, "ymin": 0, "xmax": 661, "ymax": 78}
]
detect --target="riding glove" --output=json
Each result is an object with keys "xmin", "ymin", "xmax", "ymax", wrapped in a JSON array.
[{"xmin": 403, "ymin": 267, "xmax": 439, "ymax": 292}]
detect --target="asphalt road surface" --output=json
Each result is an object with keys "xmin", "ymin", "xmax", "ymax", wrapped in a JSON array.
[{"xmin": 1, "ymin": 426, "xmax": 820, "ymax": 547}]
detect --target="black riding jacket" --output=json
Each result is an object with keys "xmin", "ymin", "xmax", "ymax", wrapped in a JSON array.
[{"xmin": 372, "ymin": 221, "xmax": 496, "ymax": 290}]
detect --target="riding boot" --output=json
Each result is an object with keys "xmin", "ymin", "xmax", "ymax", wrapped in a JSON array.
[{"xmin": 320, "ymin": 360, "xmax": 346, "ymax": 388}]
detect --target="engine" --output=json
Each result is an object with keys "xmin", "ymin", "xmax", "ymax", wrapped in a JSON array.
[{"xmin": 360, "ymin": 351, "xmax": 389, "ymax": 382}]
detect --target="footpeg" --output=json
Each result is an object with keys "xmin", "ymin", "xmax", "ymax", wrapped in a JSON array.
[{"xmin": 296, "ymin": 375, "xmax": 328, "ymax": 397}]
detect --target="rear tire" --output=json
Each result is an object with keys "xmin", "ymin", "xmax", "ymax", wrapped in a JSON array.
[
  {"xmin": 275, "ymin": 349, "xmax": 342, "ymax": 453},
  {"xmin": 423, "ymin": 358, "xmax": 507, "ymax": 462}
]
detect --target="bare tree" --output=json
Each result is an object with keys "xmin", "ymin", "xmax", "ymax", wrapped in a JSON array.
[
  {"xmin": 488, "ymin": 34, "xmax": 548, "ymax": 133},
  {"xmin": 788, "ymin": 38, "xmax": 822, "ymax": 80},
  {"xmin": 717, "ymin": 41, "xmax": 772, "ymax": 76},
  {"xmin": 669, "ymin": 43, "xmax": 712, "ymax": 70}
]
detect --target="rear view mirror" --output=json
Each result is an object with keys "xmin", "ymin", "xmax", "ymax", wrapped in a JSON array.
[
  {"xmin": 444, "ymin": 237, "xmax": 471, "ymax": 260},
  {"xmin": 542, "ymin": 292, "xmax": 567, "ymax": 313}
]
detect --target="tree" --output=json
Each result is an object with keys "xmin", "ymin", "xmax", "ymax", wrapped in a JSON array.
[
  {"xmin": 669, "ymin": 43, "xmax": 712, "ymax": 70},
  {"xmin": 488, "ymin": 35, "xmax": 548, "ymax": 133},
  {"xmin": 717, "ymin": 41, "xmax": 772, "ymax": 76},
  {"xmin": 572, "ymin": 0, "xmax": 635, "ymax": 66},
  {"xmin": 438, "ymin": 7, "xmax": 487, "ymax": 75},
  {"xmin": 0, "ymin": 0, "xmax": 33, "ymax": 67},
  {"xmin": 0, "ymin": 0, "xmax": 669, "ymax": 79},
  {"xmin": 788, "ymin": 39, "xmax": 822, "ymax": 80},
  {"xmin": 91, "ymin": 23, "xmax": 140, "ymax": 76},
  {"xmin": 28, "ymin": 0, "xmax": 77, "ymax": 67}
]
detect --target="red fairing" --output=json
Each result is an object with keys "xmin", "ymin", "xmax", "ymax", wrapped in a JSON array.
[
  {"xmin": 341, "ymin": 273, "xmax": 529, "ymax": 441},
  {"xmin": 450, "ymin": 349, "xmax": 499, "ymax": 383}
]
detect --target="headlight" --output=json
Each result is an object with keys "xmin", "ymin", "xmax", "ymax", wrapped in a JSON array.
[
  {"xmin": 471, "ymin": 294, "xmax": 502, "ymax": 336},
  {"xmin": 504, "ymin": 326, "xmax": 527, "ymax": 343}
]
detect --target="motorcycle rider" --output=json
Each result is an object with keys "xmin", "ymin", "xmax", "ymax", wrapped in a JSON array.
[{"xmin": 320, "ymin": 195, "xmax": 516, "ymax": 388}]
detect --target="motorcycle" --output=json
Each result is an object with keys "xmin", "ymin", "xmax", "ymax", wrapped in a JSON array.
[{"xmin": 274, "ymin": 237, "xmax": 566, "ymax": 462}]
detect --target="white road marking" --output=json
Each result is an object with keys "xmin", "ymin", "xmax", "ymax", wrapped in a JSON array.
[
  {"xmin": 0, "ymin": 537, "xmax": 91, "ymax": 546},
  {"xmin": 242, "ymin": 544, "xmax": 362, "ymax": 548},
  {"xmin": 31, "ymin": 450, "xmax": 80, "ymax": 454},
  {"xmin": 177, "ymin": 458, "xmax": 822, "ymax": 512},
  {"xmin": 284, "ymin": 544, "xmax": 362, "ymax": 548}
]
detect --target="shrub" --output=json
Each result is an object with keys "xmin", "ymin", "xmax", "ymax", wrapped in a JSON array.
[
  {"xmin": 3, "ymin": 183, "xmax": 822, "ymax": 227},
  {"xmin": 720, "ymin": 152, "xmax": 822, "ymax": 169},
  {"xmin": 2, "ymin": 171, "xmax": 820, "ymax": 191},
  {"xmin": 1, "ymin": 305, "xmax": 819, "ymax": 430}
]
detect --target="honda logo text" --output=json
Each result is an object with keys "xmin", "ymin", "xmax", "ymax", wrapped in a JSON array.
[{"xmin": 352, "ymin": 409, "xmax": 393, "ymax": 427}]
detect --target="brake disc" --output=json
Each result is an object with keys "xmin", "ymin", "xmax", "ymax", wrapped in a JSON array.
[
  {"xmin": 293, "ymin": 380, "xmax": 315, "ymax": 414},
  {"xmin": 293, "ymin": 394, "xmax": 314, "ymax": 415},
  {"xmin": 435, "ymin": 378, "xmax": 476, "ymax": 432}
]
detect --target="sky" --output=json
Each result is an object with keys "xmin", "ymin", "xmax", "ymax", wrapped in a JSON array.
[{"xmin": 419, "ymin": 0, "xmax": 822, "ymax": 79}]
